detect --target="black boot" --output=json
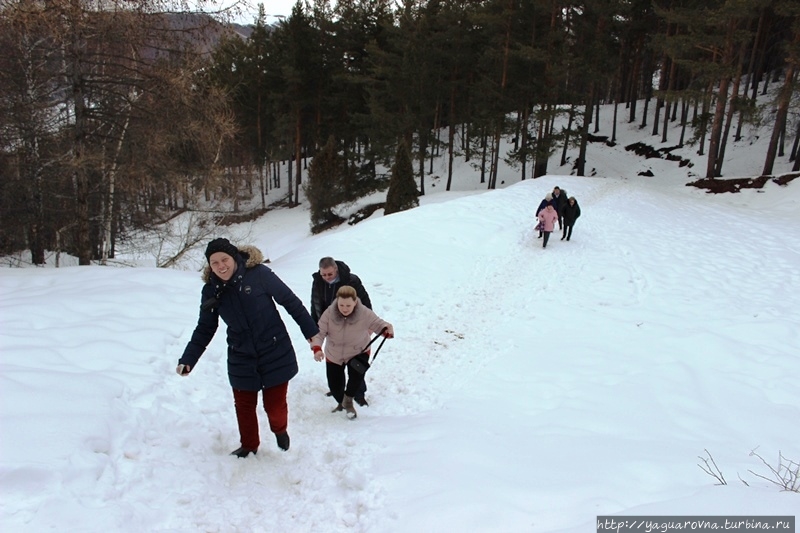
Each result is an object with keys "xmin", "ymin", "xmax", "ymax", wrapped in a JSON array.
[
  {"xmin": 230, "ymin": 446, "xmax": 257, "ymax": 458},
  {"xmin": 275, "ymin": 432, "xmax": 290, "ymax": 451}
]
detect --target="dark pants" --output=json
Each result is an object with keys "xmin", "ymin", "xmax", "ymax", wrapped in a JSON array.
[
  {"xmin": 326, "ymin": 353, "xmax": 369, "ymax": 405},
  {"xmin": 328, "ymin": 373, "xmax": 367, "ymax": 397},
  {"xmin": 542, "ymin": 231, "xmax": 551, "ymax": 248},
  {"xmin": 232, "ymin": 381, "xmax": 289, "ymax": 450},
  {"xmin": 562, "ymin": 224, "xmax": 574, "ymax": 240},
  {"xmin": 557, "ymin": 214, "xmax": 563, "ymax": 230}
]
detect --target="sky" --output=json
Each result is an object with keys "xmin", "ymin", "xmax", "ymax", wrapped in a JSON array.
[{"xmin": 2, "ymin": 93, "xmax": 799, "ymax": 531}]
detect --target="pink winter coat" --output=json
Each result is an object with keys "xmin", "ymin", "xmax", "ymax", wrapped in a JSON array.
[
  {"xmin": 537, "ymin": 205, "xmax": 558, "ymax": 232},
  {"xmin": 312, "ymin": 298, "xmax": 390, "ymax": 365}
]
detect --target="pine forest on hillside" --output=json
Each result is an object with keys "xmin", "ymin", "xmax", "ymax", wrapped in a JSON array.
[{"xmin": 1, "ymin": 0, "xmax": 799, "ymax": 265}]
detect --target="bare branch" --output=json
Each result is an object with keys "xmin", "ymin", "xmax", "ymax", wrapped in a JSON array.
[
  {"xmin": 748, "ymin": 448, "xmax": 800, "ymax": 492},
  {"xmin": 697, "ymin": 449, "xmax": 727, "ymax": 485}
]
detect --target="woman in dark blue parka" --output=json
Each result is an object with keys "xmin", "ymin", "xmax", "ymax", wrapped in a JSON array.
[{"xmin": 178, "ymin": 238, "xmax": 319, "ymax": 458}]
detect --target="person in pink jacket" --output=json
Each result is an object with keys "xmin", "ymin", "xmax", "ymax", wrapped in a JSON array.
[
  {"xmin": 311, "ymin": 285, "xmax": 394, "ymax": 419},
  {"xmin": 537, "ymin": 204, "xmax": 559, "ymax": 248}
]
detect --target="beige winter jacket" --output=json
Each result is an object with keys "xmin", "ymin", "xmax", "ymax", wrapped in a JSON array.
[{"xmin": 312, "ymin": 298, "xmax": 390, "ymax": 365}]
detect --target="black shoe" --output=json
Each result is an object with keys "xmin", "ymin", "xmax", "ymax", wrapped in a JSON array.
[
  {"xmin": 230, "ymin": 446, "xmax": 257, "ymax": 458},
  {"xmin": 354, "ymin": 396, "xmax": 369, "ymax": 407},
  {"xmin": 275, "ymin": 432, "xmax": 290, "ymax": 451},
  {"xmin": 561, "ymin": 236, "xmax": 565, "ymax": 240},
  {"xmin": 325, "ymin": 391, "xmax": 333, "ymax": 397}
]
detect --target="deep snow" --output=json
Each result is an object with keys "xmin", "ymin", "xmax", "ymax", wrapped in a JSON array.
[{"xmin": 2, "ymin": 97, "xmax": 799, "ymax": 532}]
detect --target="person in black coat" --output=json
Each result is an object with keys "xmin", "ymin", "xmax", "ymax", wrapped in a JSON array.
[
  {"xmin": 552, "ymin": 186, "xmax": 569, "ymax": 230},
  {"xmin": 178, "ymin": 238, "xmax": 319, "ymax": 458},
  {"xmin": 560, "ymin": 196, "xmax": 581, "ymax": 241},
  {"xmin": 310, "ymin": 258, "xmax": 372, "ymax": 323},
  {"xmin": 311, "ymin": 257, "xmax": 372, "ymax": 405}
]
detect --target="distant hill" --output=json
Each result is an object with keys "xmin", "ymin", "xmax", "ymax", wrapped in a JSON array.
[{"xmin": 159, "ymin": 12, "xmax": 260, "ymax": 55}]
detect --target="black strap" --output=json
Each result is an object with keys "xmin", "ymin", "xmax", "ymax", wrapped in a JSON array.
[{"xmin": 362, "ymin": 327, "xmax": 388, "ymax": 365}]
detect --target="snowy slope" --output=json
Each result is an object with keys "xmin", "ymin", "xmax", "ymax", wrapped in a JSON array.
[{"xmin": 2, "ymin": 168, "xmax": 799, "ymax": 531}]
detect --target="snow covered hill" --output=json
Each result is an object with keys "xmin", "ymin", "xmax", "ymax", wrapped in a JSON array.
[{"xmin": 2, "ymin": 168, "xmax": 798, "ymax": 531}]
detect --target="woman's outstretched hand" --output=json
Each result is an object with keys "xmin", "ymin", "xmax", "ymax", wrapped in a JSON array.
[{"xmin": 312, "ymin": 345, "xmax": 325, "ymax": 362}]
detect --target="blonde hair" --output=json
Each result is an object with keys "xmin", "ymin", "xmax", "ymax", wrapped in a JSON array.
[{"xmin": 336, "ymin": 285, "xmax": 357, "ymax": 300}]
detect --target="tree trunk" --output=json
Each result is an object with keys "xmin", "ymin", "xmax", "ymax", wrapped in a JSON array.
[
  {"xmin": 577, "ymin": 85, "xmax": 594, "ymax": 177},
  {"xmin": 418, "ymin": 130, "xmax": 428, "ymax": 195},
  {"xmin": 706, "ymin": 21, "xmax": 736, "ymax": 179},
  {"xmin": 697, "ymin": 84, "xmax": 713, "ymax": 157},
  {"xmin": 745, "ymin": 8, "xmax": 765, "ymax": 101},
  {"xmin": 488, "ymin": 0, "xmax": 514, "ymax": 190},
  {"xmin": 521, "ymin": 103, "xmax": 530, "ymax": 181},
  {"xmin": 446, "ymin": 84, "xmax": 457, "ymax": 191},
  {"xmin": 789, "ymin": 119, "xmax": 800, "ymax": 162},
  {"xmin": 480, "ymin": 130, "xmax": 487, "ymax": 184},
  {"xmin": 594, "ymin": 97, "xmax": 600, "ymax": 133},
  {"xmin": 679, "ymin": 98, "xmax": 689, "ymax": 147},
  {"xmin": 293, "ymin": 112, "xmax": 302, "ymax": 206},
  {"xmin": 27, "ymin": 145, "xmax": 46, "ymax": 265},
  {"xmin": 652, "ymin": 35, "xmax": 671, "ymax": 137},
  {"xmin": 641, "ymin": 93, "xmax": 650, "ymax": 129},
  {"xmin": 661, "ymin": 56, "xmax": 678, "ymax": 143},
  {"xmin": 488, "ymin": 126, "xmax": 501, "ymax": 189},
  {"xmin": 763, "ymin": 35, "xmax": 798, "ymax": 175},
  {"xmin": 629, "ymin": 42, "xmax": 646, "ymax": 124},
  {"xmin": 715, "ymin": 43, "xmax": 746, "ymax": 177},
  {"xmin": 69, "ymin": 0, "xmax": 91, "ymax": 265},
  {"xmin": 101, "ymin": 113, "xmax": 130, "ymax": 265},
  {"xmin": 561, "ymin": 105, "xmax": 575, "ymax": 166}
]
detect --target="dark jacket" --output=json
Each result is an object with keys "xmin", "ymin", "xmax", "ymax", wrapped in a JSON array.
[
  {"xmin": 180, "ymin": 245, "xmax": 319, "ymax": 391},
  {"xmin": 562, "ymin": 200, "xmax": 581, "ymax": 226},
  {"xmin": 553, "ymin": 190, "xmax": 569, "ymax": 215},
  {"xmin": 310, "ymin": 260, "xmax": 372, "ymax": 323},
  {"xmin": 536, "ymin": 196, "xmax": 556, "ymax": 216}
]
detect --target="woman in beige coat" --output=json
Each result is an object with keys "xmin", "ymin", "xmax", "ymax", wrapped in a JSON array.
[{"xmin": 311, "ymin": 285, "xmax": 394, "ymax": 419}]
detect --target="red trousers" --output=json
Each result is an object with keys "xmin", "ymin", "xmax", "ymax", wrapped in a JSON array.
[{"xmin": 232, "ymin": 381, "xmax": 289, "ymax": 450}]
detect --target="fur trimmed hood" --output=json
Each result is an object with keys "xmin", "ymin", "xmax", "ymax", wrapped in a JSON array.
[{"xmin": 202, "ymin": 244, "xmax": 265, "ymax": 282}]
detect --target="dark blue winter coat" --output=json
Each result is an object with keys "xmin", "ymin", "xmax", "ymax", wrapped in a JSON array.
[
  {"xmin": 536, "ymin": 195, "xmax": 556, "ymax": 215},
  {"xmin": 180, "ymin": 245, "xmax": 319, "ymax": 391}
]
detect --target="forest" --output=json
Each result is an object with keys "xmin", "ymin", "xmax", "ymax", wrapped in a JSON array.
[{"xmin": 1, "ymin": 0, "xmax": 798, "ymax": 265}]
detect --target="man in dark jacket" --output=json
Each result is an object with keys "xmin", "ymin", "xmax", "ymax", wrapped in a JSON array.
[
  {"xmin": 178, "ymin": 238, "xmax": 319, "ymax": 458},
  {"xmin": 311, "ymin": 257, "xmax": 372, "ymax": 405},
  {"xmin": 552, "ymin": 186, "xmax": 569, "ymax": 230}
]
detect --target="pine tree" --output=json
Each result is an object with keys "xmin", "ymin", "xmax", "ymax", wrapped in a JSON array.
[
  {"xmin": 305, "ymin": 135, "xmax": 344, "ymax": 229},
  {"xmin": 384, "ymin": 138, "xmax": 418, "ymax": 215}
]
